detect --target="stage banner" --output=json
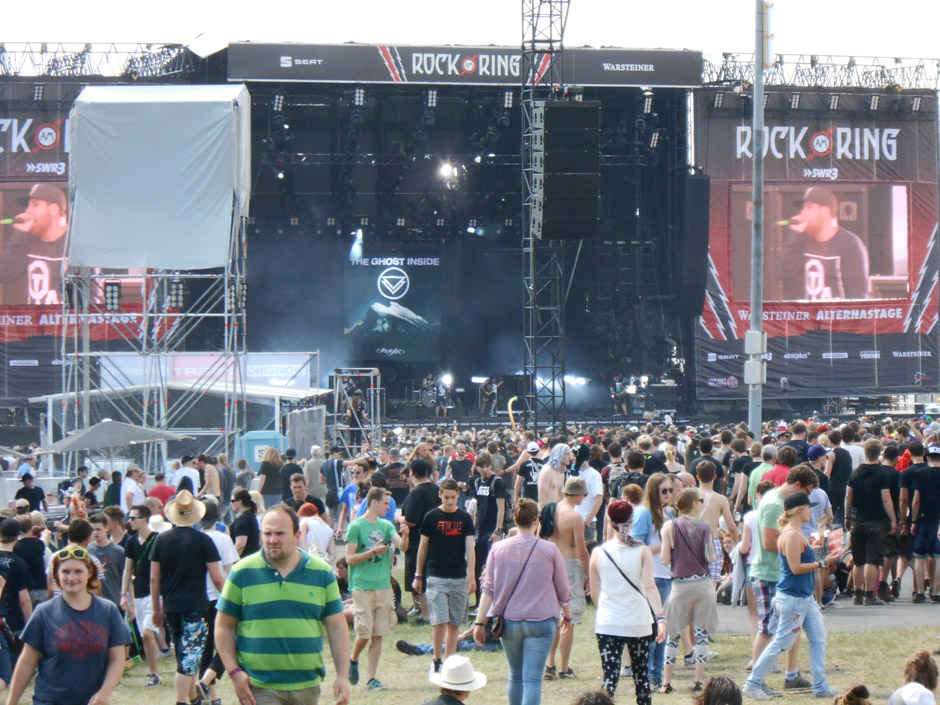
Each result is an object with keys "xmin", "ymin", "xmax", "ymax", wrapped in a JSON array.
[
  {"xmin": 228, "ymin": 43, "xmax": 702, "ymax": 88},
  {"xmin": 344, "ymin": 251, "xmax": 442, "ymax": 362},
  {"xmin": 0, "ymin": 111, "xmax": 70, "ymax": 180},
  {"xmin": 695, "ymin": 88, "xmax": 940, "ymax": 399}
]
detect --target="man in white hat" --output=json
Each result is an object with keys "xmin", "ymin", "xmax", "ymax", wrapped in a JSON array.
[
  {"xmin": 150, "ymin": 491, "xmax": 224, "ymax": 705},
  {"xmin": 421, "ymin": 654, "xmax": 487, "ymax": 705}
]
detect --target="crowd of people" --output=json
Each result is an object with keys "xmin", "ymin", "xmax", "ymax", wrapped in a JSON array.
[{"xmin": 0, "ymin": 414, "xmax": 938, "ymax": 704}]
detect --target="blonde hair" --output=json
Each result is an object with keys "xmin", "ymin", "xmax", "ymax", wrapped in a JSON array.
[
  {"xmin": 777, "ymin": 506, "xmax": 804, "ymax": 529},
  {"xmin": 249, "ymin": 490, "xmax": 266, "ymax": 512},
  {"xmin": 675, "ymin": 487, "xmax": 700, "ymax": 514},
  {"xmin": 261, "ymin": 447, "xmax": 283, "ymax": 468},
  {"xmin": 664, "ymin": 445, "xmax": 677, "ymax": 463}
]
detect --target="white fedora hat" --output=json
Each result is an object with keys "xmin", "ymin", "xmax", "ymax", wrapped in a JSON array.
[{"xmin": 428, "ymin": 655, "xmax": 487, "ymax": 692}]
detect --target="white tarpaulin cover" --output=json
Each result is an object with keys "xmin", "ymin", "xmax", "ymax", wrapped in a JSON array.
[{"xmin": 68, "ymin": 85, "xmax": 251, "ymax": 269}]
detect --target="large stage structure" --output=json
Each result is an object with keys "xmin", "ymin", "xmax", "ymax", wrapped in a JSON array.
[{"xmin": 0, "ymin": 49, "xmax": 936, "ymax": 434}]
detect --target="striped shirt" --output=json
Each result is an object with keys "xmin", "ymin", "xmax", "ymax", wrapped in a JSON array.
[{"xmin": 216, "ymin": 549, "xmax": 344, "ymax": 691}]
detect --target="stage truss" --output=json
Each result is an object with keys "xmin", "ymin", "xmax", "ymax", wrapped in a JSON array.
[
  {"xmin": 58, "ymin": 219, "xmax": 248, "ymax": 471},
  {"xmin": 522, "ymin": 0, "xmax": 570, "ymax": 431},
  {"xmin": 330, "ymin": 368, "xmax": 382, "ymax": 458}
]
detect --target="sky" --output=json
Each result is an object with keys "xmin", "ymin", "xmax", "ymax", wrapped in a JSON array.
[{"xmin": 3, "ymin": 0, "xmax": 940, "ymax": 62}]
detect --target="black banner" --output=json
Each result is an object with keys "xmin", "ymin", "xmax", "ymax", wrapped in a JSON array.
[
  {"xmin": 0, "ymin": 112, "xmax": 70, "ymax": 180},
  {"xmin": 227, "ymin": 43, "xmax": 702, "ymax": 87},
  {"xmin": 344, "ymin": 251, "xmax": 443, "ymax": 362},
  {"xmin": 695, "ymin": 87, "xmax": 940, "ymax": 399}
]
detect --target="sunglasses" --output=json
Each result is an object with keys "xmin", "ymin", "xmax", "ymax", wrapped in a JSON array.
[
  {"xmin": 660, "ymin": 487, "xmax": 674, "ymax": 494},
  {"xmin": 128, "ymin": 515, "xmax": 142, "ymax": 521},
  {"xmin": 352, "ymin": 470, "xmax": 363, "ymax": 476},
  {"xmin": 56, "ymin": 547, "xmax": 89, "ymax": 560},
  {"xmin": 694, "ymin": 498, "xmax": 705, "ymax": 504}
]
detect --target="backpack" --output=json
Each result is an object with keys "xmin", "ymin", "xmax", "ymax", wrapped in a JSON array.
[
  {"xmin": 608, "ymin": 462, "xmax": 648, "ymax": 501},
  {"xmin": 538, "ymin": 501, "xmax": 557, "ymax": 539}
]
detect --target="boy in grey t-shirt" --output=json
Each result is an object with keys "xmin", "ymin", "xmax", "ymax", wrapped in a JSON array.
[{"xmin": 89, "ymin": 513, "xmax": 126, "ymax": 606}]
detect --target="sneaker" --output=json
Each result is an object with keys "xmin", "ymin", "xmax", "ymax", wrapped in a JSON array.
[
  {"xmin": 659, "ymin": 684, "xmax": 675, "ymax": 694},
  {"xmin": 620, "ymin": 665, "xmax": 633, "ymax": 678},
  {"xmin": 892, "ymin": 578, "xmax": 901, "ymax": 598},
  {"xmin": 349, "ymin": 660, "xmax": 359, "ymax": 686},
  {"xmin": 406, "ymin": 607, "xmax": 420, "ymax": 617},
  {"xmin": 544, "ymin": 666, "xmax": 557, "ymax": 681},
  {"xmin": 692, "ymin": 682, "xmax": 704, "ymax": 693},
  {"xmin": 146, "ymin": 674, "xmax": 162, "ymax": 688},
  {"xmin": 864, "ymin": 594, "xmax": 886, "ymax": 606},
  {"xmin": 684, "ymin": 652, "xmax": 695, "ymax": 666},
  {"xmin": 366, "ymin": 678, "xmax": 387, "ymax": 691},
  {"xmin": 412, "ymin": 617, "xmax": 430, "ymax": 627},
  {"xmin": 158, "ymin": 648, "xmax": 173, "ymax": 658},
  {"xmin": 196, "ymin": 682, "xmax": 210, "ymax": 702},
  {"xmin": 707, "ymin": 650, "xmax": 719, "ymax": 661},
  {"xmin": 559, "ymin": 668, "xmax": 577, "ymax": 679},
  {"xmin": 742, "ymin": 685, "xmax": 773, "ymax": 701},
  {"xmin": 783, "ymin": 672, "xmax": 813, "ymax": 691},
  {"xmin": 914, "ymin": 593, "xmax": 928, "ymax": 604},
  {"xmin": 853, "ymin": 592, "xmax": 864, "ymax": 605},
  {"xmin": 761, "ymin": 683, "xmax": 784, "ymax": 698},
  {"xmin": 396, "ymin": 639, "xmax": 419, "ymax": 656},
  {"xmin": 815, "ymin": 686, "xmax": 840, "ymax": 698},
  {"xmin": 931, "ymin": 594, "xmax": 940, "ymax": 604}
]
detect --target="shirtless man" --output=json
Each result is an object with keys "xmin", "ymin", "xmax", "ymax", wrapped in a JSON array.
[
  {"xmin": 544, "ymin": 477, "xmax": 590, "ymax": 681},
  {"xmin": 696, "ymin": 460, "xmax": 739, "ymax": 583},
  {"xmin": 538, "ymin": 444, "xmax": 572, "ymax": 510},
  {"xmin": 195, "ymin": 454, "xmax": 221, "ymax": 499}
]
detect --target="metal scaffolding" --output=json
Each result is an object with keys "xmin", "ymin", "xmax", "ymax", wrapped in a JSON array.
[
  {"xmin": 0, "ymin": 43, "xmax": 198, "ymax": 78},
  {"xmin": 703, "ymin": 53, "xmax": 940, "ymax": 89},
  {"xmin": 58, "ymin": 219, "xmax": 248, "ymax": 471},
  {"xmin": 522, "ymin": 0, "xmax": 569, "ymax": 431},
  {"xmin": 330, "ymin": 368, "xmax": 382, "ymax": 458}
]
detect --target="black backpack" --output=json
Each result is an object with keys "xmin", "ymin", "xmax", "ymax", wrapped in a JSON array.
[
  {"xmin": 538, "ymin": 501, "xmax": 557, "ymax": 539},
  {"xmin": 608, "ymin": 463, "xmax": 648, "ymax": 501}
]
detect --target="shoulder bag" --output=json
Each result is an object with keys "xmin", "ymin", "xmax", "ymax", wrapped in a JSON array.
[
  {"xmin": 490, "ymin": 538, "xmax": 539, "ymax": 639},
  {"xmin": 601, "ymin": 546, "xmax": 658, "ymax": 636}
]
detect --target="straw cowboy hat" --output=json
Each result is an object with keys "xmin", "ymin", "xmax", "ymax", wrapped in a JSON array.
[
  {"xmin": 164, "ymin": 490, "xmax": 206, "ymax": 527},
  {"xmin": 428, "ymin": 655, "xmax": 487, "ymax": 692}
]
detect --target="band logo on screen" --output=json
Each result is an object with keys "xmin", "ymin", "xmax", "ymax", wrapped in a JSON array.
[
  {"xmin": 735, "ymin": 126, "xmax": 899, "ymax": 161},
  {"xmin": 345, "ymin": 254, "xmax": 442, "ymax": 362}
]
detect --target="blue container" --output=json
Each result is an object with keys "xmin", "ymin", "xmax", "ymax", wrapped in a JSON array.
[{"xmin": 235, "ymin": 431, "xmax": 287, "ymax": 472}]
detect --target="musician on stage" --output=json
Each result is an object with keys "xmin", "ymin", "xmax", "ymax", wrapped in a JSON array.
[
  {"xmin": 480, "ymin": 377, "xmax": 503, "ymax": 417},
  {"xmin": 611, "ymin": 373, "xmax": 629, "ymax": 416}
]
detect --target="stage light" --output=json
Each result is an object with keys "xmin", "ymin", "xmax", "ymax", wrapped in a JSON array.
[
  {"xmin": 273, "ymin": 94, "xmax": 284, "ymax": 111},
  {"xmin": 359, "ymin": 216, "xmax": 370, "ymax": 226},
  {"xmin": 829, "ymin": 94, "xmax": 840, "ymax": 110},
  {"xmin": 912, "ymin": 96, "xmax": 922, "ymax": 112},
  {"xmin": 563, "ymin": 375, "xmax": 588, "ymax": 386},
  {"xmin": 439, "ymin": 163, "xmax": 455, "ymax": 178},
  {"xmin": 168, "ymin": 279, "xmax": 186, "ymax": 308},
  {"xmin": 762, "ymin": 93, "xmax": 770, "ymax": 109},
  {"xmin": 713, "ymin": 92, "xmax": 724, "ymax": 108},
  {"xmin": 503, "ymin": 91, "xmax": 514, "ymax": 109},
  {"xmin": 649, "ymin": 131, "xmax": 660, "ymax": 149},
  {"xmin": 441, "ymin": 373, "xmax": 453, "ymax": 386},
  {"xmin": 625, "ymin": 384, "xmax": 637, "ymax": 394},
  {"xmin": 426, "ymin": 90, "xmax": 438, "ymax": 107},
  {"xmin": 326, "ymin": 217, "xmax": 336, "ymax": 226},
  {"xmin": 789, "ymin": 93, "xmax": 800, "ymax": 109},
  {"xmin": 289, "ymin": 217, "xmax": 299, "ymax": 226},
  {"xmin": 275, "ymin": 170, "xmax": 285, "ymax": 180},
  {"xmin": 421, "ymin": 109, "xmax": 435, "ymax": 128},
  {"xmin": 643, "ymin": 96, "xmax": 653, "ymax": 114},
  {"xmin": 473, "ymin": 155, "xmax": 482, "ymax": 163},
  {"xmin": 471, "ymin": 376, "xmax": 488, "ymax": 384},
  {"xmin": 869, "ymin": 94, "xmax": 880, "ymax": 110},
  {"xmin": 640, "ymin": 375, "xmax": 649, "ymax": 387},
  {"xmin": 353, "ymin": 88, "xmax": 365, "ymax": 106},
  {"xmin": 104, "ymin": 281, "xmax": 121, "ymax": 312},
  {"xmin": 349, "ymin": 229, "xmax": 363, "ymax": 260},
  {"xmin": 396, "ymin": 217, "xmax": 406, "ymax": 227},
  {"xmin": 466, "ymin": 227, "xmax": 476, "ymax": 234}
]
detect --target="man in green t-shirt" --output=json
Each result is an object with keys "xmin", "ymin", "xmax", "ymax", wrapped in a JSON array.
[
  {"xmin": 747, "ymin": 445, "xmax": 779, "ymax": 508},
  {"xmin": 345, "ymin": 487, "xmax": 410, "ymax": 691},
  {"xmin": 215, "ymin": 504, "xmax": 350, "ymax": 705},
  {"xmin": 748, "ymin": 464, "xmax": 818, "ymax": 693}
]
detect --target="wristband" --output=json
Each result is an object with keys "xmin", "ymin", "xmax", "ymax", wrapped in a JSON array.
[
  {"xmin": 370, "ymin": 546, "xmax": 376, "ymax": 555},
  {"xmin": 414, "ymin": 574, "xmax": 423, "ymax": 579},
  {"xmin": 562, "ymin": 615, "xmax": 572, "ymax": 623},
  {"xmin": 229, "ymin": 667, "xmax": 244, "ymax": 678},
  {"xmin": 474, "ymin": 622, "xmax": 486, "ymax": 627}
]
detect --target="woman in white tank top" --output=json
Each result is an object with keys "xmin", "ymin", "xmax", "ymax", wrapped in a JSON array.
[{"xmin": 588, "ymin": 500, "xmax": 666, "ymax": 703}]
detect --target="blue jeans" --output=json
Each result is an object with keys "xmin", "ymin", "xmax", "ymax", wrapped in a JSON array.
[
  {"xmin": 412, "ymin": 638, "xmax": 501, "ymax": 655},
  {"xmin": 647, "ymin": 577, "xmax": 672, "ymax": 685},
  {"xmin": 500, "ymin": 617, "xmax": 556, "ymax": 705},
  {"xmin": 745, "ymin": 593, "xmax": 831, "ymax": 695}
]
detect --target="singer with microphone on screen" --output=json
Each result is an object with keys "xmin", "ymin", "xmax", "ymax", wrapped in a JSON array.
[
  {"xmin": 778, "ymin": 186, "xmax": 870, "ymax": 301},
  {"xmin": 0, "ymin": 183, "xmax": 68, "ymax": 305}
]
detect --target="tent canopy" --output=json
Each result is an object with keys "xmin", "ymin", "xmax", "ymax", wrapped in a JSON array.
[{"xmin": 67, "ymin": 84, "xmax": 251, "ymax": 270}]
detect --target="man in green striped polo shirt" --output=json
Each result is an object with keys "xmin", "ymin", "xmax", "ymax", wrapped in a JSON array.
[{"xmin": 215, "ymin": 504, "xmax": 350, "ymax": 705}]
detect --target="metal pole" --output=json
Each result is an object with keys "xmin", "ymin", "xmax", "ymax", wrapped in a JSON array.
[{"xmin": 748, "ymin": 0, "xmax": 766, "ymax": 435}]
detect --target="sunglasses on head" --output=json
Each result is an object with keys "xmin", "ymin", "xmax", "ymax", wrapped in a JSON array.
[{"xmin": 56, "ymin": 547, "xmax": 89, "ymax": 561}]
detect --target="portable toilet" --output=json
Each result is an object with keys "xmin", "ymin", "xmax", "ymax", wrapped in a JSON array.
[{"xmin": 236, "ymin": 431, "xmax": 287, "ymax": 472}]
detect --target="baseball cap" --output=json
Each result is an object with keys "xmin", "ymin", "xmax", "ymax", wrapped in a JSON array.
[
  {"xmin": 807, "ymin": 445, "xmax": 830, "ymax": 462},
  {"xmin": 284, "ymin": 448, "xmax": 297, "ymax": 459},
  {"xmin": 801, "ymin": 186, "xmax": 838, "ymax": 212},
  {"xmin": 926, "ymin": 445, "xmax": 940, "ymax": 457},
  {"xmin": 20, "ymin": 473, "xmax": 33, "ymax": 483},
  {"xmin": 581, "ymin": 436, "xmax": 594, "ymax": 445},
  {"xmin": 14, "ymin": 499, "xmax": 29, "ymax": 509},
  {"xmin": 783, "ymin": 493, "xmax": 817, "ymax": 510},
  {"xmin": 525, "ymin": 441, "xmax": 540, "ymax": 454},
  {"xmin": 19, "ymin": 183, "xmax": 67, "ymax": 210},
  {"xmin": 563, "ymin": 477, "xmax": 588, "ymax": 496}
]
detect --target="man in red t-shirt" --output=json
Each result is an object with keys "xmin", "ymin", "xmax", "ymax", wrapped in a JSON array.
[
  {"xmin": 148, "ymin": 472, "xmax": 176, "ymax": 506},
  {"xmin": 764, "ymin": 446, "xmax": 799, "ymax": 486}
]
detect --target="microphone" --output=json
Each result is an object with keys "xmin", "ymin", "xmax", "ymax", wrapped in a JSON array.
[
  {"xmin": 0, "ymin": 217, "xmax": 26, "ymax": 225},
  {"xmin": 776, "ymin": 220, "xmax": 791, "ymax": 226}
]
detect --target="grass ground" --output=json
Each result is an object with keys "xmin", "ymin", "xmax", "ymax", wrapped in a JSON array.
[{"xmin": 110, "ymin": 608, "xmax": 935, "ymax": 705}]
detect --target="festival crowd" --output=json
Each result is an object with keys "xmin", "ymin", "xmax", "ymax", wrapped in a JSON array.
[{"xmin": 0, "ymin": 414, "xmax": 938, "ymax": 705}]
